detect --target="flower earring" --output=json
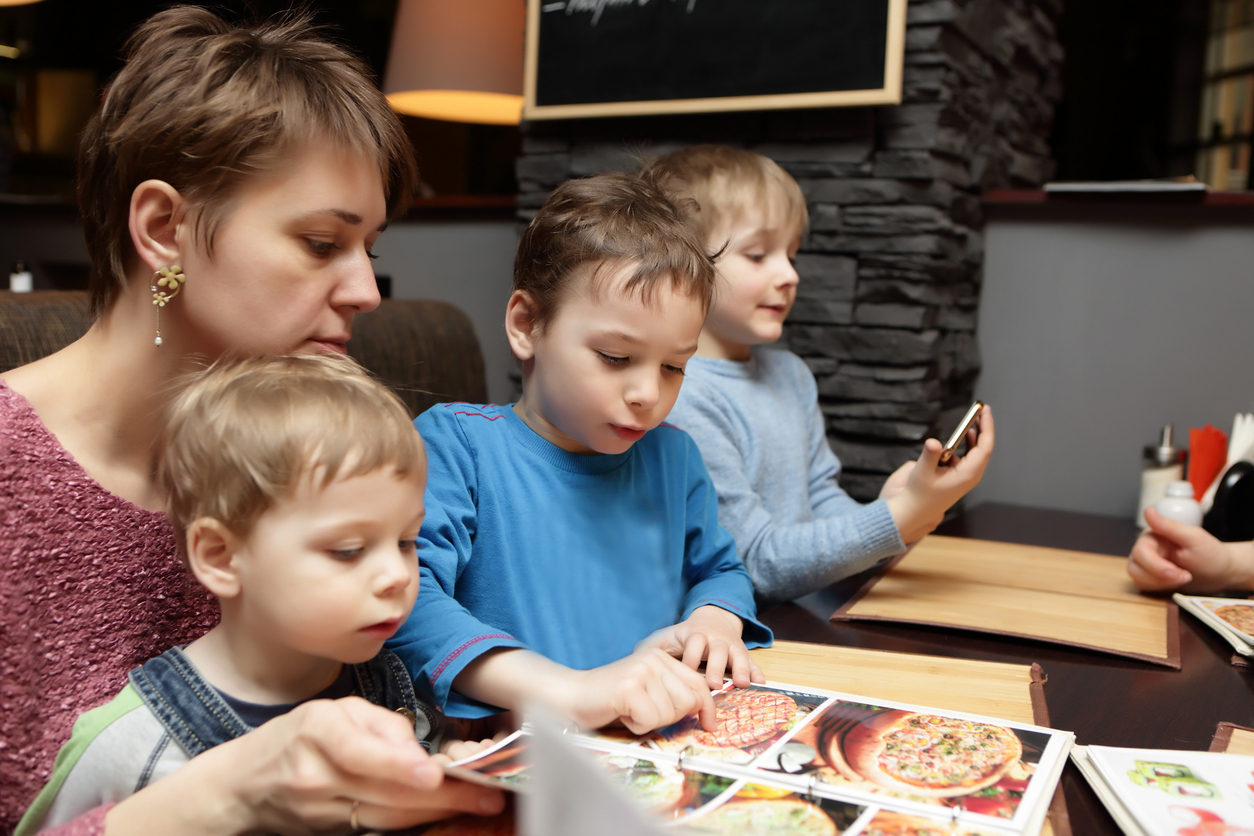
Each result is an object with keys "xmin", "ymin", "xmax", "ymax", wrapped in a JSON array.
[{"xmin": 150, "ymin": 265, "xmax": 186, "ymax": 347}]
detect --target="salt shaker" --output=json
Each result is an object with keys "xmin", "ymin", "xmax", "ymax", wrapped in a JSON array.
[
  {"xmin": 1155, "ymin": 480, "xmax": 1203, "ymax": 526},
  {"xmin": 9, "ymin": 261, "xmax": 32, "ymax": 293},
  {"xmin": 1137, "ymin": 424, "xmax": 1186, "ymax": 528}
]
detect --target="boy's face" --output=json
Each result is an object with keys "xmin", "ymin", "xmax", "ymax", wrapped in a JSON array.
[
  {"xmin": 232, "ymin": 463, "xmax": 425, "ymax": 665},
  {"xmin": 700, "ymin": 202, "xmax": 801, "ymax": 361},
  {"xmin": 511, "ymin": 261, "xmax": 705, "ymax": 455}
]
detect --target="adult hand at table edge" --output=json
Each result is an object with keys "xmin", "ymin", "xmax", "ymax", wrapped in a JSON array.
[
  {"xmin": 103, "ymin": 696, "xmax": 504, "ymax": 835},
  {"xmin": 1128, "ymin": 507, "xmax": 1254, "ymax": 594}
]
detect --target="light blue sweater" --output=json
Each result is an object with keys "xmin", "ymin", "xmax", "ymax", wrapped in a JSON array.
[
  {"xmin": 667, "ymin": 348, "xmax": 905, "ymax": 604},
  {"xmin": 387, "ymin": 403, "xmax": 772, "ymax": 717}
]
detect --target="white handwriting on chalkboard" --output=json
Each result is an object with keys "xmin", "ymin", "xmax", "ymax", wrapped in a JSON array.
[{"xmin": 542, "ymin": 0, "xmax": 696, "ymax": 27}]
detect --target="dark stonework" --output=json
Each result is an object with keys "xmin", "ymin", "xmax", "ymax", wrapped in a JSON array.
[{"xmin": 515, "ymin": 0, "xmax": 1064, "ymax": 500}]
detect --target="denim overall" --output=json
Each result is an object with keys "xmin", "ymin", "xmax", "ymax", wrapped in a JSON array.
[{"xmin": 128, "ymin": 646, "xmax": 436, "ymax": 759}]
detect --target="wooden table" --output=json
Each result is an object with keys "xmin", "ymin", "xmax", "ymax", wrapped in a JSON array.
[{"xmin": 759, "ymin": 502, "xmax": 1254, "ymax": 836}]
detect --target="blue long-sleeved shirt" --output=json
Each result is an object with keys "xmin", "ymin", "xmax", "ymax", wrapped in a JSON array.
[
  {"xmin": 667, "ymin": 349, "xmax": 905, "ymax": 605},
  {"xmin": 387, "ymin": 403, "xmax": 772, "ymax": 717}
]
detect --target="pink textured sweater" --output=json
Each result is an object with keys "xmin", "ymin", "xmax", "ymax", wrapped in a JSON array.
[{"xmin": 0, "ymin": 382, "xmax": 219, "ymax": 835}]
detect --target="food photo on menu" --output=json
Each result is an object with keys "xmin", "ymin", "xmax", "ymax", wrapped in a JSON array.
[
  {"xmin": 437, "ymin": 681, "xmax": 1073, "ymax": 835},
  {"xmin": 1174, "ymin": 594, "xmax": 1254, "ymax": 657},
  {"xmin": 1071, "ymin": 746, "xmax": 1254, "ymax": 836}
]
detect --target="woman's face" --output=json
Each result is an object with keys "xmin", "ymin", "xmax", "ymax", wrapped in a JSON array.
[{"xmin": 172, "ymin": 142, "xmax": 387, "ymax": 357}]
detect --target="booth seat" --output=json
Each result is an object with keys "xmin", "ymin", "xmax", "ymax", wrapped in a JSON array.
[{"xmin": 0, "ymin": 291, "xmax": 487, "ymax": 416}]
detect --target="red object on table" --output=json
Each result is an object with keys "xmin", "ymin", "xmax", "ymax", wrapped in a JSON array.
[{"xmin": 1188, "ymin": 424, "xmax": 1229, "ymax": 500}]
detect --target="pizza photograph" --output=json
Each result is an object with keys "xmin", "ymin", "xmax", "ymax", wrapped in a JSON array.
[
  {"xmin": 773, "ymin": 700, "xmax": 1049, "ymax": 820},
  {"xmin": 647, "ymin": 684, "xmax": 829, "ymax": 763},
  {"xmin": 1205, "ymin": 601, "xmax": 1254, "ymax": 639}
]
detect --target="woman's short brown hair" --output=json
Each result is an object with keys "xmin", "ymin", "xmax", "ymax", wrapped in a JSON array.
[
  {"xmin": 157, "ymin": 354, "xmax": 425, "ymax": 552},
  {"xmin": 78, "ymin": 6, "xmax": 417, "ymax": 316},
  {"xmin": 513, "ymin": 169, "xmax": 716, "ymax": 331}
]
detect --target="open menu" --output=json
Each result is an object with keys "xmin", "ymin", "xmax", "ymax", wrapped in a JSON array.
[
  {"xmin": 1072, "ymin": 745, "xmax": 1254, "ymax": 836},
  {"xmin": 444, "ymin": 681, "xmax": 1074, "ymax": 836},
  {"xmin": 1173, "ymin": 594, "xmax": 1254, "ymax": 659}
]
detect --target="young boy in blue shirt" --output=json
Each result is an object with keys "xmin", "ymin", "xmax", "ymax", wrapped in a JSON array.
[
  {"xmin": 388, "ymin": 170, "xmax": 772, "ymax": 736},
  {"xmin": 653, "ymin": 145, "xmax": 995, "ymax": 605}
]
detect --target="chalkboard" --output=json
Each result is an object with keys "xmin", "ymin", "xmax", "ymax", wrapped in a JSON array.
[{"xmin": 523, "ymin": 0, "xmax": 906, "ymax": 120}]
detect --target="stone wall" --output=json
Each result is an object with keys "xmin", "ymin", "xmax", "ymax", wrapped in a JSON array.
[{"xmin": 516, "ymin": 0, "xmax": 1064, "ymax": 500}]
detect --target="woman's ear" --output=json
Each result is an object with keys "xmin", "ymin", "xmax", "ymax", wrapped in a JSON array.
[
  {"xmin": 129, "ymin": 179, "xmax": 186, "ymax": 274},
  {"xmin": 185, "ymin": 518, "xmax": 243, "ymax": 599},
  {"xmin": 504, "ymin": 290, "xmax": 540, "ymax": 362}
]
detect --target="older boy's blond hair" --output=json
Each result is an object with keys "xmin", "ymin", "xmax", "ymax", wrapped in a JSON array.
[
  {"xmin": 649, "ymin": 145, "xmax": 808, "ymax": 246},
  {"xmin": 157, "ymin": 354, "xmax": 424, "ymax": 552},
  {"xmin": 513, "ymin": 168, "xmax": 716, "ymax": 331},
  {"xmin": 78, "ymin": 6, "xmax": 417, "ymax": 316}
]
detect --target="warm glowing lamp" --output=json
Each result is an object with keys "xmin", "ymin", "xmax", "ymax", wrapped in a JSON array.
[
  {"xmin": 0, "ymin": 0, "xmax": 44, "ymax": 6},
  {"xmin": 384, "ymin": 0, "xmax": 524, "ymax": 125}
]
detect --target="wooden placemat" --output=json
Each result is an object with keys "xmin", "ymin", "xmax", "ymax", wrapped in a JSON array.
[
  {"xmin": 1210, "ymin": 722, "xmax": 1254, "ymax": 754},
  {"xmin": 831, "ymin": 535, "xmax": 1180, "ymax": 668},
  {"xmin": 751, "ymin": 640, "xmax": 1068, "ymax": 836}
]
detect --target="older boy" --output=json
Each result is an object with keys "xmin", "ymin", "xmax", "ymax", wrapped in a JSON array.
[
  {"xmin": 19, "ymin": 356, "xmax": 500, "ymax": 834},
  {"xmin": 654, "ymin": 145, "xmax": 994, "ymax": 605},
  {"xmin": 388, "ymin": 171, "xmax": 772, "ymax": 735}
]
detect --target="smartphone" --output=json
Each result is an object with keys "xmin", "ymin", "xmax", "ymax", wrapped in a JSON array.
[{"xmin": 939, "ymin": 400, "xmax": 984, "ymax": 465}]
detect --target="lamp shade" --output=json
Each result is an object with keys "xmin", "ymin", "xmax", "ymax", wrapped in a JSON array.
[
  {"xmin": 0, "ymin": 0, "xmax": 44, "ymax": 6},
  {"xmin": 384, "ymin": 0, "xmax": 524, "ymax": 125}
]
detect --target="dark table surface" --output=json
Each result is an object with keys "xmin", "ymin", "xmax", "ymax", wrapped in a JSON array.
[{"xmin": 758, "ymin": 502, "xmax": 1254, "ymax": 836}]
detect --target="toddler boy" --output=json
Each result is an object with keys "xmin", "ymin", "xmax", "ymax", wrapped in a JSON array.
[
  {"xmin": 653, "ymin": 145, "xmax": 995, "ymax": 605},
  {"xmin": 20, "ymin": 355, "xmax": 475, "ymax": 833},
  {"xmin": 388, "ymin": 170, "xmax": 772, "ymax": 735}
]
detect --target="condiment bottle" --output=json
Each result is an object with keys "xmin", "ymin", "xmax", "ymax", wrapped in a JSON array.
[
  {"xmin": 9, "ymin": 261, "xmax": 32, "ymax": 293},
  {"xmin": 1155, "ymin": 480, "xmax": 1203, "ymax": 526},
  {"xmin": 1137, "ymin": 424, "xmax": 1186, "ymax": 528}
]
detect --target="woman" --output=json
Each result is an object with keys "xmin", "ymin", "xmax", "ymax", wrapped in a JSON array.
[{"xmin": 0, "ymin": 7, "xmax": 502, "ymax": 833}]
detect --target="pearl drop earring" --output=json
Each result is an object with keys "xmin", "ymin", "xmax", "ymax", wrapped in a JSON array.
[{"xmin": 150, "ymin": 265, "xmax": 186, "ymax": 347}]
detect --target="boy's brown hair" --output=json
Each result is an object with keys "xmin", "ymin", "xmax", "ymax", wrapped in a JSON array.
[
  {"xmin": 513, "ymin": 169, "xmax": 716, "ymax": 330},
  {"xmin": 648, "ymin": 145, "xmax": 808, "ymax": 246},
  {"xmin": 78, "ymin": 5, "xmax": 418, "ymax": 316},
  {"xmin": 157, "ymin": 354, "xmax": 424, "ymax": 552}
]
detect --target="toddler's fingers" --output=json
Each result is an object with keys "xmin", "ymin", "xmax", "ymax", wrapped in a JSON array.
[{"xmin": 749, "ymin": 656, "xmax": 765, "ymax": 684}]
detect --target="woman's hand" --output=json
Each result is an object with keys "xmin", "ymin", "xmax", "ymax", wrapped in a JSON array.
[
  {"xmin": 106, "ymin": 697, "xmax": 504, "ymax": 835},
  {"xmin": 1128, "ymin": 507, "xmax": 1254, "ymax": 594}
]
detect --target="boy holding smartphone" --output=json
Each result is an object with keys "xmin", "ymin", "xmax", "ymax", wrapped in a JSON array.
[{"xmin": 653, "ymin": 146, "xmax": 995, "ymax": 604}]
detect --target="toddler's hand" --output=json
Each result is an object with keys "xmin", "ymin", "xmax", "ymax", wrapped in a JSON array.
[
  {"xmin": 636, "ymin": 605, "xmax": 764, "ymax": 691},
  {"xmin": 885, "ymin": 405, "xmax": 995, "ymax": 544},
  {"xmin": 563, "ymin": 648, "xmax": 717, "ymax": 735},
  {"xmin": 1128, "ymin": 507, "xmax": 1254, "ymax": 593}
]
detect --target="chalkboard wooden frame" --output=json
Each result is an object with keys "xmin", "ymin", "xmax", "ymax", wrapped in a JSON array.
[{"xmin": 522, "ymin": 0, "xmax": 907, "ymax": 120}]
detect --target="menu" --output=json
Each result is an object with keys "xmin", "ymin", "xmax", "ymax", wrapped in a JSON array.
[
  {"xmin": 1072, "ymin": 745, "xmax": 1254, "ymax": 836},
  {"xmin": 1173, "ymin": 594, "xmax": 1254, "ymax": 659},
  {"xmin": 444, "ymin": 680, "xmax": 1074, "ymax": 836}
]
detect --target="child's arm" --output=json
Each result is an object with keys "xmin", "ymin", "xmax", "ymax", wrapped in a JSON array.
[
  {"xmin": 451, "ymin": 646, "xmax": 717, "ymax": 734},
  {"xmin": 670, "ymin": 374, "xmax": 904, "ymax": 603},
  {"xmin": 643, "ymin": 432, "xmax": 773, "ymax": 685},
  {"xmin": 883, "ymin": 407, "xmax": 995, "ymax": 544},
  {"xmin": 1128, "ymin": 507, "xmax": 1254, "ymax": 593}
]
